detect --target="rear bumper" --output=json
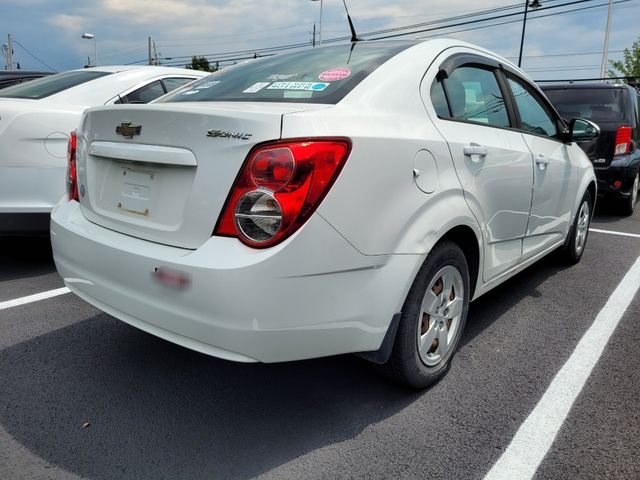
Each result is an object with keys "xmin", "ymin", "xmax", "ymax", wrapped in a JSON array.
[
  {"xmin": 594, "ymin": 162, "xmax": 639, "ymax": 199},
  {"xmin": 51, "ymin": 200, "xmax": 420, "ymax": 363}
]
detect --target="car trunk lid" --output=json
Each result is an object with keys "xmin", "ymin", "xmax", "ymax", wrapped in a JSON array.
[{"xmin": 77, "ymin": 102, "xmax": 329, "ymax": 249}]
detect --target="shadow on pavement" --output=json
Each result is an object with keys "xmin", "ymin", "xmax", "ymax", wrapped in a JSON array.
[
  {"xmin": 461, "ymin": 252, "xmax": 569, "ymax": 349},
  {"xmin": 0, "ymin": 315, "xmax": 419, "ymax": 480},
  {"xmin": 592, "ymin": 196, "xmax": 636, "ymax": 224},
  {"xmin": 0, "ymin": 235, "xmax": 55, "ymax": 282}
]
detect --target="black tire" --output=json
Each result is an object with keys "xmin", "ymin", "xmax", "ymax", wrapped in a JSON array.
[
  {"xmin": 559, "ymin": 190, "xmax": 592, "ymax": 265},
  {"xmin": 380, "ymin": 241, "xmax": 470, "ymax": 389},
  {"xmin": 622, "ymin": 172, "xmax": 639, "ymax": 216}
]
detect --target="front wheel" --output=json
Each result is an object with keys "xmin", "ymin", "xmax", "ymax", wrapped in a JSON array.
[
  {"xmin": 380, "ymin": 241, "xmax": 470, "ymax": 389},
  {"xmin": 559, "ymin": 190, "xmax": 592, "ymax": 265}
]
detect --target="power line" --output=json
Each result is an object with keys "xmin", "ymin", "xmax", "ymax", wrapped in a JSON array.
[
  {"xmin": 157, "ymin": 0, "xmax": 541, "ymax": 62},
  {"xmin": 413, "ymin": 0, "xmax": 633, "ymax": 46},
  {"xmin": 369, "ymin": 0, "xmax": 618, "ymax": 40},
  {"xmin": 12, "ymin": 39, "xmax": 56, "ymax": 71},
  {"xmin": 160, "ymin": 0, "xmax": 631, "ymax": 68}
]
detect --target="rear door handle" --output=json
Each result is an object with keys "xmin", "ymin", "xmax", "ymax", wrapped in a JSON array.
[
  {"xmin": 463, "ymin": 144, "xmax": 488, "ymax": 157},
  {"xmin": 463, "ymin": 144, "xmax": 488, "ymax": 162},
  {"xmin": 535, "ymin": 155, "xmax": 550, "ymax": 169}
]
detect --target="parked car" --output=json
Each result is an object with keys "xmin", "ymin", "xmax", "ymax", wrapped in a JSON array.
[
  {"xmin": 541, "ymin": 83, "xmax": 640, "ymax": 215},
  {"xmin": 51, "ymin": 39, "xmax": 597, "ymax": 388},
  {"xmin": 0, "ymin": 66, "xmax": 207, "ymax": 234},
  {"xmin": 0, "ymin": 70, "xmax": 54, "ymax": 89}
]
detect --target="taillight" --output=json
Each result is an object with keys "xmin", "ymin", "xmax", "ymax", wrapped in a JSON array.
[
  {"xmin": 614, "ymin": 126, "xmax": 632, "ymax": 156},
  {"xmin": 66, "ymin": 131, "xmax": 79, "ymax": 201},
  {"xmin": 214, "ymin": 138, "xmax": 351, "ymax": 248}
]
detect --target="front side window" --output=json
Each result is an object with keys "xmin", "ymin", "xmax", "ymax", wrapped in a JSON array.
[
  {"xmin": 0, "ymin": 70, "xmax": 111, "ymax": 99},
  {"xmin": 430, "ymin": 66, "xmax": 510, "ymax": 128},
  {"xmin": 507, "ymin": 76, "xmax": 558, "ymax": 138}
]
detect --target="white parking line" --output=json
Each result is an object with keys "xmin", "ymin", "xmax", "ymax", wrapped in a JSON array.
[
  {"xmin": 484, "ymin": 255, "xmax": 640, "ymax": 480},
  {"xmin": 0, "ymin": 287, "xmax": 70, "ymax": 311},
  {"xmin": 590, "ymin": 228, "xmax": 640, "ymax": 239}
]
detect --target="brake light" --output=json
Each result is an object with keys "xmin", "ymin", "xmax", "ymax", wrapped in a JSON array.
[
  {"xmin": 614, "ymin": 126, "xmax": 632, "ymax": 156},
  {"xmin": 214, "ymin": 138, "xmax": 351, "ymax": 248},
  {"xmin": 66, "ymin": 131, "xmax": 79, "ymax": 201}
]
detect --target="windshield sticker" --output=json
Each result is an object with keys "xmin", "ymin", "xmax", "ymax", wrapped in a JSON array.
[
  {"xmin": 318, "ymin": 68, "xmax": 351, "ymax": 81},
  {"xmin": 243, "ymin": 82, "xmax": 270, "ymax": 93},
  {"xmin": 284, "ymin": 91, "xmax": 314, "ymax": 99},
  {"xmin": 199, "ymin": 80, "xmax": 221, "ymax": 89},
  {"xmin": 267, "ymin": 82, "xmax": 329, "ymax": 91},
  {"xmin": 267, "ymin": 74, "xmax": 299, "ymax": 81}
]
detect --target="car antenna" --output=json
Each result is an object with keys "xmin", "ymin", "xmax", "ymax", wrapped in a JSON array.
[{"xmin": 342, "ymin": 0, "xmax": 362, "ymax": 43}]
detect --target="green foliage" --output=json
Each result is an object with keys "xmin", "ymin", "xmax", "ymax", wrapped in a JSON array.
[
  {"xmin": 607, "ymin": 38, "xmax": 640, "ymax": 82},
  {"xmin": 186, "ymin": 56, "xmax": 217, "ymax": 72}
]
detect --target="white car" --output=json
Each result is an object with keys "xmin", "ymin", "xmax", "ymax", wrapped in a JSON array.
[
  {"xmin": 51, "ymin": 39, "xmax": 598, "ymax": 388},
  {"xmin": 0, "ymin": 65, "xmax": 207, "ymax": 233}
]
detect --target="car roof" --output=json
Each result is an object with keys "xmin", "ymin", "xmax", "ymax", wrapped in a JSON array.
[
  {"xmin": 540, "ymin": 82, "xmax": 632, "ymax": 91},
  {"xmin": 34, "ymin": 66, "xmax": 209, "ymax": 105}
]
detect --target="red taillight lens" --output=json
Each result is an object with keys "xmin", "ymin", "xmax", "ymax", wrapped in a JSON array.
[
  {"xmin": 614, "ymin": 126, "xmax": 632, "ymax": 156},
  {"xmin": 214, "ymin": 138, "xmax": 351, "ymax": 248},
  {"xmin": 66, "ymin": 131, "xmax": 78, "ymax": 201}
]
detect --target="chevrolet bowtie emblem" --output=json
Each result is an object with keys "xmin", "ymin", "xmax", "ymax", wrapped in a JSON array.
[{"xmin": 115, "ymin": 122, "xmax": 142, "ymax": 139}]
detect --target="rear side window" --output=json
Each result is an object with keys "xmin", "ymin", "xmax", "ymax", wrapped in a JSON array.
[
  {"xmin": 543, "ymin": 88, "xmax": 627, "ymax": 124},
  {"xmin": 431, "ymin": 66, "xmax": 510, "ymax": 128},
  {"xmin": 507, "ymin": 76, "xmax": 558, "ymax": 137},
  {"xmin": 162, "ymin": 77, "xmax": 195, "ymax": 92},
  {"xmin": 159, "ymin": 42, "xmax": 416, "ymax": 104},
  {"xmin": 0, "ymin": 70, "xmax": 111, "ymax": 99},
  {"xmin": 116, "ymin": 80, "xmax": 165, "ymax": 104}
]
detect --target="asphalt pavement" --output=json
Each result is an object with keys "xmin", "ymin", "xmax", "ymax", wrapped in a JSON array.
[{"xmin": 0, "ymin": 198, "xmax": 639, "ymax": 480}]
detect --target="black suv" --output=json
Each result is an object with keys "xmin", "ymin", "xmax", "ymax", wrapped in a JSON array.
[{"xmin": 542, "ymin": 83, "xmax": 640, "ymax": 215}]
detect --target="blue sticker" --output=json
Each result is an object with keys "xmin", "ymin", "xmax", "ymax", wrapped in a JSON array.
[{"xmin": 267, "ymin": 82, "xmax": 329, "ymax": 91}]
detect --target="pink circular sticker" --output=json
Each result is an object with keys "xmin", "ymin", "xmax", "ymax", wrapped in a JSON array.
[{"xmin": 318, "ymin": 68, "xmax": 351, "ymax": 81}]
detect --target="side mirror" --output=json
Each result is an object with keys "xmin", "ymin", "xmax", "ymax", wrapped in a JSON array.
[{"xmin": 569, "ymin": 118, "xmax": 600, "ymax": 141}]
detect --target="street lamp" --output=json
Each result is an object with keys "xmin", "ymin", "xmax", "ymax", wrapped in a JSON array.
[
  {"xmin": 311, "ymin": 0, "xmax": 323, "ymax": 46},
  {"xmin": 81, "ymin": 33, "xmax": 97, "ymax": 66},
  {"xmin": 517, "ymin": 0, "xmax": 541, "ymax": 68}
]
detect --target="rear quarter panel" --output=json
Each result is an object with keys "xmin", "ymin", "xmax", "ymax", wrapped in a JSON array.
[{"xmin": 281, "ymin": 40, "xmax": 482, "ymax": 259}]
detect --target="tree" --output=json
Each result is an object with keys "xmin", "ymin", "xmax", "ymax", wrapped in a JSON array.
[
  {"xmin": 608, "ymin": 38, "xmax": 640, "ymax": 82},
  {"xmin": 186, "ymin": 56, "xmax": 217, "ymax": 72}
]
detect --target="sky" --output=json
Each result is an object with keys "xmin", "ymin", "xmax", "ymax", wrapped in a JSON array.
[{"xmin": 0, "ymin": 0, "xmax": 638, "ymax": 81}]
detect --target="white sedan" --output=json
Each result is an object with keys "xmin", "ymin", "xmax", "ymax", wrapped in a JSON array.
[
  {"xmin": 0, "ymin": 65, "xmax": 207, "ymax": 233},
  {"xmin": 51, "ymin": 39, "xmax": 597, "ymax": 388}
]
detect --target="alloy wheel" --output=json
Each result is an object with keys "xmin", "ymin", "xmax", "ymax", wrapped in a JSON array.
[
  {"xmin": 416, "ymin": 265, "xmax": 464, "ymax": 367},
  {"xmin": 575, "ymin": 200, "xmax": 590, "ymax": 255}
]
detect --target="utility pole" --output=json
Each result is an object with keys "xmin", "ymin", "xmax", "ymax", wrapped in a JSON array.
[
  {"xmin": 600, "ymin": 0, "xmax": 614, "ymax": 80},
  {"xmin": 148, "ymin": 36, "xmax": 152, "ymax": 65},
  {"xmin": 312, "ymin": 23, "xmax": 316, "ymax": 47},
  {"xmin": 152, "ymin": 40, "xmax": 158, "ymax": 65},
  {"xmin": 6, "ymin": 33, "xmax": 13, "ymax": 70}
]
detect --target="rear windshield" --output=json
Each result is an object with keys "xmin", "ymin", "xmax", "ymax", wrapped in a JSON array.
[
  {"xmin": 0, "ymin": 70, "xmax": 112, "ymax": 99},
  {"xmin": 543, "ymin": 87, "xmax": 627, "ymax": 123},
  {"xmin": 159, "ymin": 42, "xmax": 416, "ymax": 104}
]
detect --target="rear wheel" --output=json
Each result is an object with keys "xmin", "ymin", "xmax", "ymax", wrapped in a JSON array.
[
  {"xmin": 381, "ymin": 241, "xmax": 469, "ymax": 389},
  {"xmin": 559, "ymin": 190, "xmax": 592, "ymax": 265},
  {"xmin": 622, "ymin": 172, "xmax": 639, "ymax": 216}
]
